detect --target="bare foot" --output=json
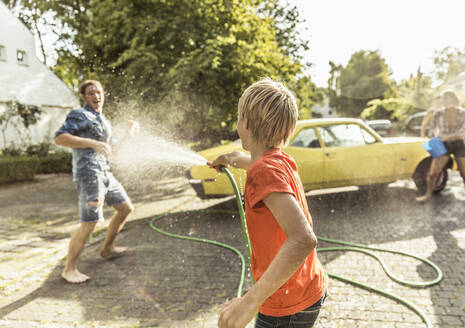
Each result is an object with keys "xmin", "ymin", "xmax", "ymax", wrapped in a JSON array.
[
  {"xmin": 415, "ymin": 195, "xmax": 431, "ymax": 203},
  {"xmin": 100, "ymin": 246, "xmax": 128, "ymax": 259},
  {"xmin": 62, "ymin": 269, "xmax": 90, "ymax": 283}
]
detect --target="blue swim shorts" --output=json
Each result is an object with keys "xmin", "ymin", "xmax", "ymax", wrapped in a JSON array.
[{"xmin": 75, "ymin": 171, "xmax": 130, "ymax": 222}]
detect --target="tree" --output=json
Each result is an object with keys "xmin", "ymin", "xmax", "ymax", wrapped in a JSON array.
[
  {"xmin": 433, "ymin": 46, "xmax": 465, "ymax": 85},
  {"xmin": 327, "ymin": 50, "xmax": 394, "ymax": 117},
  {"xmin": 288, "ymin": 76, "xmax": 324, "ymax": 119},
  {"xmin": 258, "ymin": 0, "xmax": 309, "ymax": 63},
  {"xmin": 327, "ymin": 60, "xmax": 342, "ymax": 114},
  {"xmin": 361, "ymin": 67, "xmax": 436, "ymax": 129},
  {"xmin": 361, "ymin": 98, "xmax": 414, "ymax": 123},
  {"xmin": 5, "ymin": 0, "xmax": 314, "ymax": 147},
  {"xmin": 397, "ymin": 67, "xmax": 435, "ymax": 112}
]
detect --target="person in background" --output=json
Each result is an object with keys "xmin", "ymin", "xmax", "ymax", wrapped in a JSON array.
[
  {"xmin": 420, "ymin": 95, "xmax": 442, "ymax": 138},
  {"xmin": 416, "ymin": 90, "xmax": 465, "ymax": 202},
  {"xmin": 55, "ymin": 80, "xmax": 139, "ymax": 283},
  {"xmin": 210, "ymin": 78, "xmax": 328, "ymax": 328}
]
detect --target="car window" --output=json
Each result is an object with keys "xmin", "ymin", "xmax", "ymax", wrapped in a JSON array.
[
  {"xmin": 409, "ymin": 116, "xmax": 424, "ymax": 129},
  {"xmin": 290, "ymin": 128, "xmax": 320, "ymax": 148},
  {"xmin": 319, "ymin": 124, "xmax": 367, "ymax": 147},
  {"xmin": 361, "ymin": 127, "xmax": 377, "ymax": 144}
]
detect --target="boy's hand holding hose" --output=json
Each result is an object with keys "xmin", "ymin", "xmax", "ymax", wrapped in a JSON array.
[
  {"xmin": 207, "ymin": 154, "xmax": 231, "ymax": 172},
  {"xmin": 207, "ymin": 151, "xmax": 252, "ymax": 172}
]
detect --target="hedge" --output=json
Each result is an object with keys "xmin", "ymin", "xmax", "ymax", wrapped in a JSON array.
[
  {"xmin": 37, "ymin": 151, "xmax": 72, "ymax": 174},
  {"xmin": 0, "ymin": 151, "xmax": 72, "ymax": 184},
  {"xmin": 0, "ymin": 156, "xmax": 40, "ymax": 184}
]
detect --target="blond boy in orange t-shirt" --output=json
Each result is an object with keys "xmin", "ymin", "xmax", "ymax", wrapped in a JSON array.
[{"xmin": 209, "ymin": 78, "xmax": 328, "ymax": 328}]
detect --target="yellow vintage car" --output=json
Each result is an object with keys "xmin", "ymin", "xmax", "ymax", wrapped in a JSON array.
[{"xmin": 186, "ymin": 118, "xmax": 453, "ymax": 198}]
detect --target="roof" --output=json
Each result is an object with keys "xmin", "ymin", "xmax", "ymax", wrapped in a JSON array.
[{"xmin": 0, "ymin": 64, "xmax": 79, "ymax": 108}]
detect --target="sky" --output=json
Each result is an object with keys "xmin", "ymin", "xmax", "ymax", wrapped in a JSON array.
[{"xmin": 289, "ymin": 0, "xmax": 465, "ymax": 87}]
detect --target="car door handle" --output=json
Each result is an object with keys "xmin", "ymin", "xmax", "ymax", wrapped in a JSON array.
[{"xmin": 325, "ymin": 152, "xmax": 334, "ymax": 156}]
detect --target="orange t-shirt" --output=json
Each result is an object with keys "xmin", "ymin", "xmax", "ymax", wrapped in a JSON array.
[{"xmin": 245, "ymin": 148, "xmax": 327, "ymax": 317}]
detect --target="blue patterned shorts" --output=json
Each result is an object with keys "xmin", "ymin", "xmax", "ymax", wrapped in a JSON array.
[{"xmin": 75, "ymin": 171, "xmax": 129, "ymax": 222}]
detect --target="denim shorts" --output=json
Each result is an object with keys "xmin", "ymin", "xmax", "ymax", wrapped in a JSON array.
[
  {"xmin": 255, "ymin": 290, "xmax": 328, "ymax": 328},
  {"xmin": 75, "ymin": 171, "xmax": 130, "ymax": 222},
  {"xmin": 443, "ymin": 140, "xmax": 465, "ymax": 158}
]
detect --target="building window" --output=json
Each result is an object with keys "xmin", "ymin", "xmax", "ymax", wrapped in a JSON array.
[
  {"xmin": 0, "ymin": 45, "xmax": 6, "ymax": 61},
  {"xmin": 16, "ymin": 49, "xmax": 28, "ymax": 66}
]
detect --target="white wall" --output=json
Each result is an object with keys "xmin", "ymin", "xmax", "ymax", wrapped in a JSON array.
[
  {"xmin": 0, "ymin": 2, "xmax": 78, "ymax": 149},
  {"xmin": 0, "ymin": 105, "xmax": 72, "ymax": 149}
]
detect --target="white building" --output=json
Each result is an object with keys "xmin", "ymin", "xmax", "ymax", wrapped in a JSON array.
[
  {"xmin": 312, "ymin": 97, "xmax": 337, "ymax": 118},
  {"xmin": 0, "ymin": 1, "xmax": 78, "ymax": 149}
]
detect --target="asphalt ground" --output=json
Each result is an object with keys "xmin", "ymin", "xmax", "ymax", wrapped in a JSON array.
[{"xmin": 0, "ymin": 171, "xmax": 464, "ymax": 327}]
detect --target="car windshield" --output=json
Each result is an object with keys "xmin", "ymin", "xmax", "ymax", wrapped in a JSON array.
[{"xmin": 319, "ymin": 124, "xmax": 368, "ymax": 147}]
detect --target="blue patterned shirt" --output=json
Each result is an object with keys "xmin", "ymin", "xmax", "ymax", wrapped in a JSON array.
[{"xmin": 55, "ymin": 105, "xmax": 111, "ymax": 181}]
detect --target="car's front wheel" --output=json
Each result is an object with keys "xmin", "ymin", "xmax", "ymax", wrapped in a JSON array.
[{"xmin": 413, "ymin": 158, "xmax": 449, "ymax": 194}]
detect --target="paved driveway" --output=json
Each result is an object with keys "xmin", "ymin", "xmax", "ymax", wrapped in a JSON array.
[{"xmin": 0, "ymin": 172, "xmax": 464, "ymax": 327}]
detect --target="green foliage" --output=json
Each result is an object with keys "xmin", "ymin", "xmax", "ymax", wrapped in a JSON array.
[
  {"xmin": 37, "ymin": 151, "xmax": 72, "ymax": 174},
  {"xmin": 16, "ymin": 103, "xmax": 42, "ymax": 128},
  {"xmin": 328, "ymin": 50, "xmax": 394, "ymax": 118},
  {"xmin": 361, "ymin": 98, "xmax": 416, "ymax": 122},
  {"xmin": 258, "ymin": 0, "xmax": 309, "ymax": 61},
  {"xmin": 361, "ymin": 70, "xmax": 433, "ymax": 128},
  {"xmin": 25, "ymin": 142, "xmax": 51, "ymax": 157},
  {"xmin": 433, "ymin": 46, "xmax": 465, "ymax": 85},
  {"xmin": 1, "ymin": 146, "xmax": 23, "ymax": 156},
  {"xmin": 95, "ymin": 0, "xmax": 303, "ymax": 146},
  {"xmin": 8, "ymin": 0, "xmax": 313, "ymax": 147},
  {"xmin": 396, "ymin": 67, "xmax": 436, "ymax": 112},
  {"xmin": 288, "ymin": 76, "xmax": 325, "ymax": 119},
  {"xmin": 0, "ymin": 156, "xmax": 39, "ymax": 184},
  {"xmin": 364, "ymin": 67, "xmax": 437, "ymax": 128},
  {"xmin": 0, "ymin": 139, "xmax": 72, "ymax": 176},
  {"xmin": 24, "ymin": 142, "xmax": 72, "ymax": 174}
]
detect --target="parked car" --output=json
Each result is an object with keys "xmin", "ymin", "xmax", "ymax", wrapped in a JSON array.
[
  {"xmin": 186, "ymin": 118, "xmax": 454, "ymax": 198},
  {"xmin": 405, "ymin": 111, "xmax": 426, "ymax": 136},
  {"xmin": 366, "ymin": 119, "xmax": 394, "ymax": 136}
]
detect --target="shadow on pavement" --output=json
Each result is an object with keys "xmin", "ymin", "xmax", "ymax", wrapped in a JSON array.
[{"xmin": 0, "ymin": 200, "xmax": 251, "ymax": 327}]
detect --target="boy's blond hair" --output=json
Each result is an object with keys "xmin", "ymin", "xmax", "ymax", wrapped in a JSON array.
[{"xmin": 238, "ymin": 78, "xmax": 298, "ymax": 148}]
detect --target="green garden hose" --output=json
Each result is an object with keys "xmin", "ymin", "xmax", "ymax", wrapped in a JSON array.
[
  {"xmin": 150, "ymin": 209, "xmax": 247, "ymax": 298},
  {"xmin": 149, "ymin": 167, "xmax": 442, "ymax": 328}
]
